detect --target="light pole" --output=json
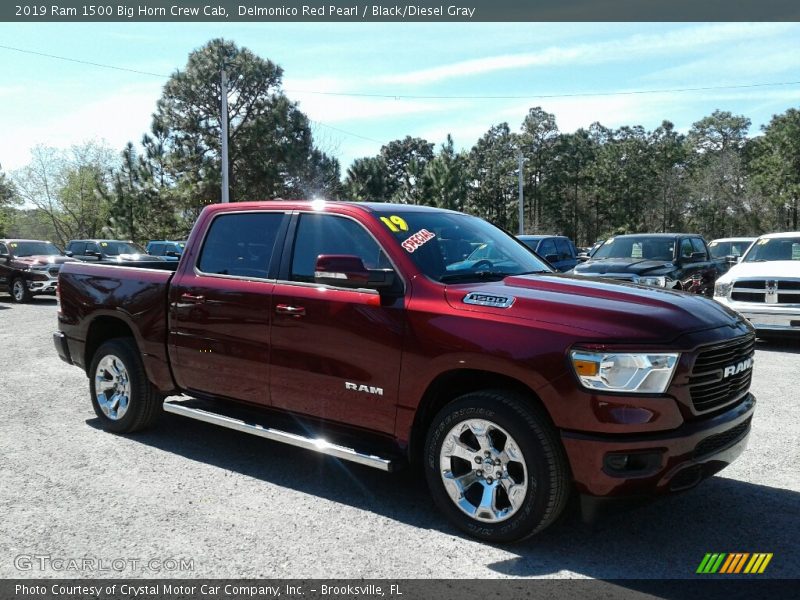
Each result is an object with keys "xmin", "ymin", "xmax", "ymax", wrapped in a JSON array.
[
  {"xmin": 220, "ymin": 69, "xmax": 230, "ymax": 203},
  {"xmin": 517, "ymin": 151, "xmax": 524, "ymax": 235}
]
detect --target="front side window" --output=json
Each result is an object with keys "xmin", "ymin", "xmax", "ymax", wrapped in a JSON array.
[
  {"xmin": 198, "ymin": 212, "xmax": 285, "ymax": 278},
  {"xmin": 555, "ymin": 238, "xmax": 574, "ymax": 259},
  {"xmin": 690, "ymin": 238, "xmax": 708, "ymax": 259},
  {"xmin": 149, "ymin": 243, "xmax": 165, "ymax": 255},
  {"xmin": 538, "ymin": 238, "xmax": 557, "ymax": 258},
  {"xmin": 680, "ymin": 239, "xmax": 694, "ymax": 258},
  {"xmin": 0, "ymin": 243, "xmax": 8, "ymax": 255},
  {"xmin": 373, "ymin": 210, "xmax": 551, "ymax": 283},
  {"xmin": 743, "ymin": 237, "xmax": 800, "ymax": 262},
  {"xmin": 290, "ymin": 214, "xmax": 390, "ymax": 283}
]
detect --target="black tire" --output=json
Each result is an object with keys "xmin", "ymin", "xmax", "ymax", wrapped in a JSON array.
[
  {"xmin": 424, "ymin": 390, "xmax": 570, "ymax": 543},
  {"xmin": 10, "ymin": 277, "xmax": 32, "ymax": 303},
  {"xmin": 89, "ymin": 338, "xmax": 162, "ymax": 433}
]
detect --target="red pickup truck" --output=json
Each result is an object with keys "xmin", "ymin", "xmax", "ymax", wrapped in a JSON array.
[{"xmin": 54, "ymin": 201, "xmax": 756, "ymax": 542}]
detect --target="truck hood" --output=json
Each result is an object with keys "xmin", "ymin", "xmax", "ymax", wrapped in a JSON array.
[
  {"xmin": 719, "ymin": 260, "xmax": 800, "ymax": 282},
  {"xmin": 444, "ymin": 273, "xmax": 742, "ymax": 342},
  {"xmin": 12, "ymin": 255, "xmax": 76, "ymax": 268},
  {"xmin": 573, "ymin": 257, "xmax": 675, "ymax": 276}
]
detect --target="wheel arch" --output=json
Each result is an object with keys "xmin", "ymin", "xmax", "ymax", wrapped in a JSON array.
[
  {"xmin": 407, "ymin": 368, "xmax": 554, "ymax": 466},
  {"xmin": 84, "ymin": 315, "xmax": 137, "ymax": 374}
]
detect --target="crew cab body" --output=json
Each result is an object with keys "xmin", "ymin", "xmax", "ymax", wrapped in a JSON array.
[
  {"xmin": 572, "ymin": 233, "xmax": 727, "ymax": 295},
  {"xmin": 54, "ymin": 202, "xmax": 756, "ymax": 541},
  {"xmin": 714, "ymin": 232, "xmax": 800, "ymax": 336},
  {"xmin": 0, "ymin": 239, "xmax": 76, "ymax": 302}
]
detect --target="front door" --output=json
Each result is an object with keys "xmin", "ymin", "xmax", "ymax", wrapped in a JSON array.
[{"xmin": 270, "ymin": 212, "xmax": 405, "ymax": 434}]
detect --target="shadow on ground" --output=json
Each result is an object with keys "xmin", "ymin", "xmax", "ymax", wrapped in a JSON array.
[
  {"xmin": 756, "ymin": 337, "xmax": 800, "ymax": 355},
  {"xmin": 0, "ymin": 296, "xmax": 58, "ymax": 305},
  {"xmin": 89, "ymin": 411, "xmax": 800, "ymax": 580}
]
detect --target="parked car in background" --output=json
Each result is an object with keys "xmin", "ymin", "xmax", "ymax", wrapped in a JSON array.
[
  {"xmin": 714, "ymin": 232, "xmax": 800, "ymax": 337},
  {"xmin": 65, "ymin": 240, "xmax": 163, "ymax": 264},
  {"xmin": 577, "ymin": 239, "xmax": 606, "ymax": 262},
  {"xmin": 572, "ymin": 233, "xmax": 728, "ymax": 295},
  {"xmin": 708, "ymin": 237, "xmax": 756, "ymax": 263},
  {"xmin": 0, "ymin": 239, "xmax": 76, "ymax": 302},
  {"xmin": 517, "ymin": 235, "xmax": 579, "ymax": 272},
  {"xmin": 146, "ymin": 240, "xmax": 187, "ymax": 261}
]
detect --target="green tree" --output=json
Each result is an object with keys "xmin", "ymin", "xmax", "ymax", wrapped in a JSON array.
[
  {"xmin": 519, "ymin": 107, "xmax": 559, "ymax": 233},
  {"xmin": 0, "ymin": 163, "xmax": 20, "ymax": 237},
  {"xmin": 750, "ymin": 108, "xmax": 800, "ymax": 230},
  {"xmin": 380, "ymin": 136, "xmax": 435, "ymax": 203},
  {"xmin": 422, "ymin": 135, "xmax": 468, "ymax": 211},
  {"xmin": 343, "ymin": 157, "xmax": 391, "ymax": 202},
  {"xmin": 149, "ymin": 38, "xmax": 338, "ymax": 223},
  {"xmin": 465, "ymin": 124, "xmax": 519, "ymax": 231}
]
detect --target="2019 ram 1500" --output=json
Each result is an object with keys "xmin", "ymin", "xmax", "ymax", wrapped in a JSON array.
[
  {"xmin": 0, "ymin": 239, "xmax": 76, "ymax": 302},
  {"xmin": 54, "ymin": 201, "xmax": 756, "ymax": 542}
]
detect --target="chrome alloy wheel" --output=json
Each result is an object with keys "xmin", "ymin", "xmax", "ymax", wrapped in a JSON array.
[
  {"xmin": 94, "ymin": 355, "xmax": 131, "ymax": 420},
  {"xmin": 439, "ymin": 418, "xmax": 529, "ymax": 523},
  {"xmin": 12, "ymin": 279, "xmax": 26, "ymax": 301}
]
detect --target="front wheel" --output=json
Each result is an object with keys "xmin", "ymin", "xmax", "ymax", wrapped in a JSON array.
[
  {"xmin": 89, "ymin": 338, "xmax": 162, "ymax": 433},
  {"xmin": 424, "ymin": 390, "xmax": 570, "ymax": 543},
  {"xmin": 10, "ymin": 277, "xmax": 32, "ymax": 303}
]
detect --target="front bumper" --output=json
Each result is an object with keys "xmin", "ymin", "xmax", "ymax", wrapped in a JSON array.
[
  {"xmin": 562, "ymin": 393, "xmax": 755, "ymax": 497},
  {"xmin": 26, "ymin": 270, "xmax": 59, "ymax": 294},
  {"xmin": 716, "ymin": 297, "xmax": 800, "ymax": 333}
]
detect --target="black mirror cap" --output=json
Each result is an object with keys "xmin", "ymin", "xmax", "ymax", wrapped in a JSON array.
[{"xmin": 313, "ymin": 254, "xmax": 397, "ymax": 292}]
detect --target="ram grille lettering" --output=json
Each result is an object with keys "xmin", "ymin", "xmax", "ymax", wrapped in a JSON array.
[
  {"xmin": 723, "ymin": 358, "xmax": 754, "ymax": 378},
  {"xmin": 345, "ymin": 382, "xmax": 384, "ymax": 396}
]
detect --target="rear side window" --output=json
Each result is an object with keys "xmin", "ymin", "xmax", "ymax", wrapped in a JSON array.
[
  {"xmin": 290, "ymin": 214, "xmax": 389, "ymax": 283},
  {"xmin": 198, "ymin": 212, "xmax": 285, "ymax": 279},
  {"xmin": 69, "ymin": 242, "xmax": 86, "ymax": 255},
  {"xmin": 149, "ymin": 243, "xmax": 165, "ymax": 255},
  {"xmin": 0, "ymin": 243, "xmax": 7, "ymax": 255}
]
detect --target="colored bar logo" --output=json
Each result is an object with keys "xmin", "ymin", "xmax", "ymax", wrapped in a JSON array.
[{"xmin": 696, "ymin": 553, "xmax": 773, "ymax": 574}]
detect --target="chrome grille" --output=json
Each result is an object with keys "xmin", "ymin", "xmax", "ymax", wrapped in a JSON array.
[
  {"xmin": 689, "ymin": 334, "xmax": 755, "ymax": 413},
  {"xmin": 731, "ymin": 279, "xmax": 800, "ymax": 304}
]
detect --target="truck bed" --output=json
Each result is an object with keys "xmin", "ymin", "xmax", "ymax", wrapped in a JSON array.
[{"xmin": 57, "ymin": 261, "xmax": 176, "ymax": 391}]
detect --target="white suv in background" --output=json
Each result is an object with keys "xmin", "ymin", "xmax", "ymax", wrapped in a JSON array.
[{"xmin": 714, "ymin": 232, "xmax": 800, "ymax": 336}]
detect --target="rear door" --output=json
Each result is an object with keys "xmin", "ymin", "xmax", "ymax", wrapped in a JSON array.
[
  {"xmin": 269, "ymin": 211, "xmax": 405, "ymax": 434},
  {"xmin": 168, "ymin": 210, "xmax": 289, "ymax": 406}
]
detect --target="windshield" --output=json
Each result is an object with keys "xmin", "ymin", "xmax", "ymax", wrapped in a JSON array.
[
  {"xmin": 592, "ymin": 236, "xmax": 675, "ymax": 261},
  {"xmin": 9, "ymin": 241, "xmax": 62, "ymax": 257},
  {"xmin": 743, "ymin": 237, "xmax": 800, "ymax": 262},
  {"xmin": 374, "ymin": 210, "xmax": 551, "ymax": 282},
  {"xmin": 709, "ymin": 240, "xmax": 753, "ymax": 259},
  {"xmin": 99, "ymin": 241, "xmax": 145, "ymax": 256}
]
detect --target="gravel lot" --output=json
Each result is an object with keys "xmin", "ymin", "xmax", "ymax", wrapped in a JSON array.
[{"xmin": 1, "ymin": 297, "xmax": 798, "ymax": 580}]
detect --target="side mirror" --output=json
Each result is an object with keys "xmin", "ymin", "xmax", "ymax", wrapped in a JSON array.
[
  {"xmin": 0, "ymin": 253, "xmax": 9, "ymax": 261},
  {"xmin": 690, "ymin": 252, "xmax": 706, "ymax": 262},
  {"xmin": 64, "ymin": 251, "xmax": 73, "ymax": 257},
  {"xmin": 86, "ymin": 251, "xmax": 101, "ymax": 258},
  {"xmin": 165, "ymin": 250, "xmax": 180, "ymax": 257},
  {"xmin": 725, "ymin": 254, "xmax": 738, "ymax": 265},
  {"xmin": 545, "ymin": 253, "xmax": 559, "ymax": 264},
  {"xmin": 314, "ymin": 255, "xmax": 395, "ymax": 290}
]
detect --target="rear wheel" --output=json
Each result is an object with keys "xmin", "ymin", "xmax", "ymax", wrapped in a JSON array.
[
  {"xmin": 89, "ymin": 338, "xmax": 162, "ymax": 433},
  {"xmin": 424, "ymin": 390, "xmax": 570, "ymax": 542},
  {"xmin": 10, "ymin": 278, "xmax": 32, "ymax": 303}
]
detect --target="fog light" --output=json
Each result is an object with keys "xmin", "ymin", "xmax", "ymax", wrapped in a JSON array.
[{"xmin": 603, "ymin": 451, "xmax": 663, "ymax": 476}]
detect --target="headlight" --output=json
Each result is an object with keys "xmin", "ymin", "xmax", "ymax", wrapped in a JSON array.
[
  {"xmin": 570, "ymin": 350, "xmax": 679, "ymax": 394},
  {"xmin": 714, "ymin": 281, "xmax": 732, "ymax": 297},
  {"xmin": 637, "ymin": 276, "xmax": 668, "ymax": 287}
]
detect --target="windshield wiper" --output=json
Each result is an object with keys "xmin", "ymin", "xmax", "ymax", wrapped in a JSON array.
[{"xmin": 440, "ymin": 269, "xmax": 547, "ymax": 283}]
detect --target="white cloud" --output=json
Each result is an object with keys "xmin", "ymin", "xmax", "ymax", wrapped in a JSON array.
[
  {"xmin": 378, "ymin": 23, "xmax": 798, "ymax": 86},
  {"xmin": 0, "ymin": 82, "xmax": 161, "ymax": 170}
]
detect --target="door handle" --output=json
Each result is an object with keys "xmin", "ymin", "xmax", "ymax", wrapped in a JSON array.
[
  {"xmin": 276, "ymin": 304, "xmax": 306, "ymax": 317},
  {"xmin": 180, "ymin": 293, "xmax": 205, "ymax": 304}
]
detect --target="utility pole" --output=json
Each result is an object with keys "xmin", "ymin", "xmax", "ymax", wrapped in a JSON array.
[
  {"xmin": 220, "ymin": 69, "xmax": 230, "ymax": 203},
  {"xmin": 517, "ymin": 151, "xmax": 524, "ymax": 235}
]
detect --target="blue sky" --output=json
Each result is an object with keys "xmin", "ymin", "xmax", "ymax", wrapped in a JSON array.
[{"xmin": 1, "ymin": 22, "xmax": 799, "ymax": 174}]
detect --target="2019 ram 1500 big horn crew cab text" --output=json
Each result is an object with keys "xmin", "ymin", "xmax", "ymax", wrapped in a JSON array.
[{"xmin": 54, "ymin": 201, "xmax": 756, "ymax": 542}]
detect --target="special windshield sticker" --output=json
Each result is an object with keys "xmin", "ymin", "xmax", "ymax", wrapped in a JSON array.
[
  {"xmin": 101, "ymin": 242, "xmax": 108, "ymax": 247},
  {"xmin": 380, "ymin": 215, "xmax": 409, "ymax": 233},
  {"xmin": 402, "ymin": 229, "xmax": 436, "ymax": 253}
]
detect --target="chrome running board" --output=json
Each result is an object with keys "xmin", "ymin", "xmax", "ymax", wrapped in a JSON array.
[{"xmin": 163, "ymin": 399, "xmax": 395, "ymax": 472}]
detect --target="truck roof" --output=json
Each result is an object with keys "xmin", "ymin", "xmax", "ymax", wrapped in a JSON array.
[
  {"xmin": 608, "ymin": 233, "xmax": 701, "ymax": 239},
  {"xmin": 202, "ymin": 200, "xmax": 460, "ymax": 215}
]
